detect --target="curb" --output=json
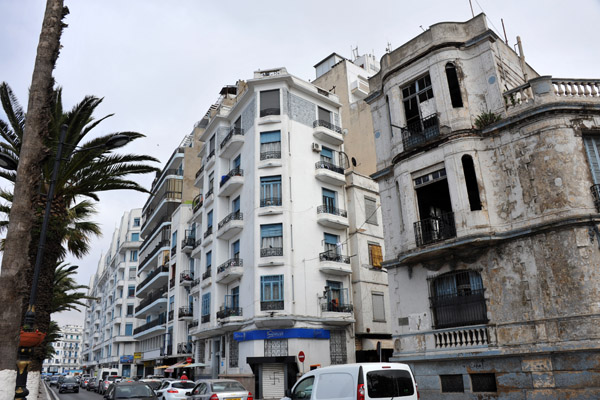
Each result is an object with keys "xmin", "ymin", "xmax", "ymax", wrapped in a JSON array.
[{"xmin": 43, "ymin": 382, "xmax": 60, "ymax": 400}]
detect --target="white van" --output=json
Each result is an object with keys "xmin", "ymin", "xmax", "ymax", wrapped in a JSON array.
[{"xmin": 283, "ymin": 363, "xmax": 418, "ymax": 400}]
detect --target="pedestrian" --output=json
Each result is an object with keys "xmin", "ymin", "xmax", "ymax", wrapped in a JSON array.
[{"xmin": 179, "ymin": 371, "xmax": 188, "ymax": 381}]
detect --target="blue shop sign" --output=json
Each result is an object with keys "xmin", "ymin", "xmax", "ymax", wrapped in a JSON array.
[
  {"xmin": 120, "ymin": 355, "xmax": 134, "ymax": 363},
  {"xmin": 234, "ymin": 328, "xmax": 330, "ymax": 342}
]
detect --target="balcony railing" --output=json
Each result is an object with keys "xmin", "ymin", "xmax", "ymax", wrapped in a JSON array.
[
  {"xmin": 503, "ymin": 78, "xmax": 600, "ymax": 111},
  {"xmin": 430, "ymin": 289, "xmax": 488, "ymax": 329},
  {"xmin": 261, "ymin": 247, "xmax": 283, "ymax": 257},
  {"xmin": 189, "ymin": 320, "xmax": 199, "ymax": 329},
  {"xmin": 177, "ymin": 342, "xmax": 193, "ymax": 354},
  {"xmin": 220, "ymin": 168, "xmax": 244, "ymax": 187},
  {"xmin": 138, "ymin": 239, "xmax": 170, "ymax": 271},
  {"xmin": 315, "ymin": 161, "xmax": 344, "ymax": 175},
  {"xmin": 193, "ymin": 194, "xmax": 204, "ymax": 213},
  {"xmin": 260, "ymin": 107, "xmax": 280, "ymax": 117},
  {"xmin": 414, "ymin": 212, "xmax": 457, "ymax": 247},
  {"xmin": 168, "ymin": 309, "xmax": 174, "ymax": 321},
  {"xmin": 201, "ymin": 314, "xmax": 210, "ymax": 323},
  {"xmin": 135, "ymin": 286, "xmax": 167, "ymax": 313},
  {"xmin": 180, "ymin": 271, "xmax": 193, "ymax": 283},
  {"xmin": 218, "ymin": 258, "xmax": 243, "ymax": 274},
  {"xmin": 204, "ymin": 226, "xmax": 213, "ymax": 239},
  {"xmin": 401, "ymin": 114, "xmax": 440, "ymax": 151},
  {"xmin": 207, "ymin": 149, "xmax": 215, "ymax": 160},
  {"xmin": 321, "ymin": 302, "xmax": 354, "ymax": 313},
  {"xmin": 195, "ymin": 164, "xmax": 205, "ymax": 178},
  {"xmin": 133, "ymin": 313, "xmax": 166, "ymax": 335},
  {"xmin": 592, "ymin": 184, "xmax": 600, "ymax": 212},
  {"xmin": 137, "ymin": 265, "xmax": 168, "ymax": 291},
  {"xmin": 191, "ymin": 278, "xmax": 201, "ymax": 288},
  {"xmin": 313, "ymin": 119, "xmax": 343, "ymax": 134},
  {"xmin": 218, "ymin": 211, "xmax": 243, "ymax": 230},
  {"xmin": 260, "ymin": 196, "xmax": 282, "ymax": 207},
  {"xmin": 217, "ymin": 307, "xmax": 243, "ymax": 319},
  {"xmin": 261, "ymin": 301, "xmax": 284, "ymax": 311},
  {"xmin": 160, "ymin": 344, "xmax": 173, "ymax": 357},
  {"xmin": 434, "ymin": 325, "xmax": 491, "ymax": 348},
  {"xmin": 319, "ymin": 250, "xmax": 350, "ymax": 264},
  {"xmin": 220, "ymin": 127, "xmax": 245, "ymax": 149},
  {"xmin": 178, "ymin": 306, "xmax": 193, "ymax": 318},
  {"xmin": 194, "ymin": 238, "xmax": 202, "ymax": 248},
  {"xmin": 205, "ymin": 187, "xmax": 214, "ymax": 198},
  {"xmin": 317, "ymin": 204, "xmax": 347, "ymax": 217},
  {"xmin": 202, "ymin": 268, "xmax": 212, "ymax": 280}
]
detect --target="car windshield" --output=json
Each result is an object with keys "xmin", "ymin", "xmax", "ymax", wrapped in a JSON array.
[
  {"xmin": 115, "ymin": 385, "xmax": 155, "ymax": 398},
  {"xmin": 172, "ymin": 382, "xmax": 196, "ymax": 389},
  {"xmin": 145, "ymin": 382, "xmax": 161, "ymax": 390},
  {"xmin": 212, "ymin": 382, "xmax": 246, "ymax": 392}
]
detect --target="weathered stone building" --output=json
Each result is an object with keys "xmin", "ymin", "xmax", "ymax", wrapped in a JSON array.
[{"xmin": 366, "ymin": 13, "xmax": 600, "ymax": 399}]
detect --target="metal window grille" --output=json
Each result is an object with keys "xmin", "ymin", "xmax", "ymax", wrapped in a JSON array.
[
  {"xmin": 329, "ymin": 330, "xmax": 347, "ymax": 364},
  {"xmin": 440, "ymin": 375, "xmax": 464, "ymax": 393},
  {"xmin": 264, "ymin": 339, "xmax": 288, "ymax": 356},
  {"xmin": 229, "ymin": 334, "xmax": 238, "ymax": 368},
  {"xmin": 470, "ymin": 373, "xmax": 497, "ymax": 392},
  {"xmin": 198, "ymin": 340, "xmax": 205, "ymax": 363}
]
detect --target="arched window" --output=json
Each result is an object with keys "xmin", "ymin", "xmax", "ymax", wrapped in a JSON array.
[
  {"xmin": 429, "ymin": 270, "xmax": 487, "ymax": 329},
  {"xmin": 445, "ymin": 63, "xmax": 463, "ymax": 108},
  {"xmin": 462, "ymin": 155, "xmax": 482, "ymax": 210}
]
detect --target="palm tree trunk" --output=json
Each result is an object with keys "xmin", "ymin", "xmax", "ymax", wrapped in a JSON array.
[{"xmin": 0, "ymin": 1, "xmax": 67, "ymax": 398}]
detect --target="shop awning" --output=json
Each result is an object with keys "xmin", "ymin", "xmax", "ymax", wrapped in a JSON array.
[
  {"xmin": 165, "ymin": 360, "xmax": 188, "ymax": 373},
  {"xmin": 155, "ymin": 365, "xmax": 169, "ymax": 369},
  {"xmin": 184, "ymin": 362, "xmax": 207, "ymax": 368}
]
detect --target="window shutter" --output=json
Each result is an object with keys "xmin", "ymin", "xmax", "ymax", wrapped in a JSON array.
[
  {"xmin": 369, "ymin": 244, "xmax": 382, "ymax": 267},
  {"xmin": 584, "ymin": 136, "xmax": 600, "ymax": 184},
  {"xmin": 365, "ymin": 197, "xmax": 378, "ymax": 225}
]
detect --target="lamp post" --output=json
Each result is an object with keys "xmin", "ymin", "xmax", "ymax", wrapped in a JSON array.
[{"xmin": 0, "ymin": 124, "xmax": 131, "ymax": 400}]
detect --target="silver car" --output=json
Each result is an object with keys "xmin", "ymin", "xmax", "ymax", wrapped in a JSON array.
[{"xmin": 186, "ymin": 379, "xmax": 252, "ymax": 400}]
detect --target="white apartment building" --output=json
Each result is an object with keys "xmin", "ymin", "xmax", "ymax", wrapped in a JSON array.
[
  {"xmin": 43, "ymin": 324, "xmax": 83, "ymax": 374},
  {"xmin": 81, "ymin": 209, "xmax": 142, "ymax": 378},
  {"xmin": 185, "ymin": 67, "xmax": 386, "ymax": 399}
]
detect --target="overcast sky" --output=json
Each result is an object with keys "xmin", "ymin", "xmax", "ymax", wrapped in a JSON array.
[{"xmin": 1, "ymin": 0, "xmax": 599, "ymax": 327}]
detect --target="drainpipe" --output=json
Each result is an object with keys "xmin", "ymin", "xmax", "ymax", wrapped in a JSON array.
[{"xmin": 516, "ymin": 36, "xmax": 528, "ymax": 82}]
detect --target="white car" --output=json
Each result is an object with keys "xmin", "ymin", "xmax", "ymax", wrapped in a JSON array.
[{"xmin": 156, "ymin": 380, "xmax": 196, "ymax": 400}]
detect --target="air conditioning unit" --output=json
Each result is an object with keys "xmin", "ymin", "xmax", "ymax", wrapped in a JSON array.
[{"xmin": 312, "ymin": 142, "xmax": 322, "ymax": 152}]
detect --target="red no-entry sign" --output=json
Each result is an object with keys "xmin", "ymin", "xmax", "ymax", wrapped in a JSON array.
[{"xmin": 298, "ymin": 351, "xmax": 305, "ymax": 362}]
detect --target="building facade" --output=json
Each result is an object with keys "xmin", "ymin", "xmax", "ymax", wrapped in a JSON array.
[
  {"xmin": 367, "ymin": 13, "xmax": 600, "ymax": 399},
  {"xmin": 43, "ymin": 325, "xmax": 83, "ymax": 374},
  {"xmin": 81, "ymin": 209, "xmax": 142, "ymax": 377}
]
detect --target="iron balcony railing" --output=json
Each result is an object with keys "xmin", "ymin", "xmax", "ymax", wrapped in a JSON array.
[
  {"xmin": 138, "ymin": 239, "xmax": 170, "ymax": 271},
  {"xmin": 207, "ymin": 149, "xmax": 215, "ymax": 160},
  {"xmin": 171, "ymin": 244, "xmax": 177, "ymax": 256},
  {"xmin": 220, "ymin": 127, "xmax": 245, "ymax": 149},
  {"xmin": 218, "ymin": 258, "xmax": 243, "ymax": 274},
  {"xmin": 205, "ymin": 187, "xmax": 214, "ymax": 198},
  {"xmin": 414, "ymin": 212, "xmax": 457, "ymax": 247},
  {"xmin": 201, "ymin": 314, "xmax": 210, "ymax": 323},
  {"xmin": 220, "ymin": 168, "xmax": 244, "ymax": 187},
  {"xmin": 591, "ymin": 184, "xmax": 600, "ymax": 212},
  {"xmin": 321, "ymin": 302, "xmax": 354, "ymax": 313},
  {"xmin": 202, "ymin": 267, "xmax": 212, "ymax": 280},
  {"xmin": 178, "ymin": 306, "xmax": 193, "ymax": 318},
  {"xmin": 401, "ymin": 113, "xmax": 440, "ymax": 151},
  {"xmin": 177, "ymin": 342, "xmax": 193, "ymax": 354},
  {"xmin": 135, "ymin": 286, "xmax": 167, "ymax": 313},
  {"xmin": 137, "ymin": 265, "xmax": 168, "ymax": 292},
  {"xmin": 160, "ymin": 344, "xmax": 173, "ymax": 357},
  {"xmin": 133, "ymin": 313, "xmax": 166, "ymax": 335},
  {"xmin": 218, "ymin": 211, "xmax": 243, "ymax": 230},
  {"xmin": 261, "ymin": 301, "xmax": 284, "ymax": 311},
  {"xmin": 430, "ymin": 289, "xmax": 488, "ymax": 329},
  {"xmin": 260, "ymin": 107, "xmax": 280, "ymax": 117},
  {"xmin": 260, "ymin": 150, "xmax": 281, "ymax": 160},
  {"xmin": 168, "ymin": 309, "xmax": 174, "ymax": 321},
  {"xmin": 317, "ymin": 204, "xmax": 347, "ymax": 217},
  {"xmin": 180, "ymin": 271, "xmax": 193, "ymax": 282},
  {"xmin": 217, "ymin": 307, "xmax": 243, "ymax": 319},
  {"xmin": 315, "ymin": 160, "xmax": 344, "ymax": 175},
  {"xmin": 194, "ymin": 238, "xmax": 202, "ymax": 248},
  {"xmin": 191, "ymin": 278, "xmax": 201, "ymax": 288},
  {"xmin": 189, "ymin": 320, "xmax": 199, "ymax": 329},
  {"xmin": 319, "ymin": 250, "xmax": 350, "ymax": 264},
  {"xmin": 192, "ymin": 194, "xmax": 204, "ymax": 213},
  {"xmin": 195, "ymin": 164, "xmax": 205, "ymax": 178},
  {"xmin": 261, "ymin": 247, "xmax": 283, "ymax": 257},
  {"xmin": 260, "ymin": 196, "xmax": 282, "ymax": 207},
  {"xmin": 204, "ymin": 226, "xmax": 213, "ymax": 239},
  {"xmin": 313, "ymin": 119, "xmax": 343, "ymax": 134}
]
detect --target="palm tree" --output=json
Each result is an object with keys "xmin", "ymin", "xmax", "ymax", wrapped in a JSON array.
[{"xmin": 0, "ymin": 82, "xmax": 159, "ymax": 372}]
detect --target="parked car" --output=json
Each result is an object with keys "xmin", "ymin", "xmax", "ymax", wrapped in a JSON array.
[
  {"xmin": 99, "ymin": 376, "xmax": 123, "ymax": 394},
  {"xmin": 186, "ymin": 379, "xmax": 252, "ymax": 400},
  {"xmin": 104, "ymin": 382, "xmax": 157, "ymax": 400},
  {"xmin": 282, "ymin": 363, "xmax": 419, "ymax": 400},
  {"xmin": 140, "ymin": 379, "xmax": 163, "ymax": 393},
  {"xmin": 58, "ymin": 376, "xmax": 80, "ymax": 394},
  {"xmin": 48, "ymin": 376, "xmax": 59, "ymax": 387},
  {"xmin": 87, "ymin": 379, "xmax": 98, "ymax": 391},
  {"xmin": 156, "ymin": 380, "xmax": 196, "ymax": 400},
  {"xmin": 80, "ymin": 374, "xmax": 91, "ymax": 387}
]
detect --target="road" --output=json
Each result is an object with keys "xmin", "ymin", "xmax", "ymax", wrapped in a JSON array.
[{"xmin": 46, "ymin": 383, "xmax": 104, "ymax": 400}]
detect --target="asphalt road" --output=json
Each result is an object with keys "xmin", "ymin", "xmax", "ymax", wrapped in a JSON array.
[{"xmin": 47, "ymin": 383, "xmax": 105, "ymax": 400}]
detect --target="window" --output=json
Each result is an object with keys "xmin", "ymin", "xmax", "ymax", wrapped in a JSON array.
[
  {"xmin": 169, "ymin": 295, "xmax": 174, "ymax": 311},
  {"xmin": 232, "ymin": 154, "xmax": 241, "ymax": 170},
  {"xmin": 232, "ymin": 240, "xmax": 240, "ymax": 259},
  {"xmin": 260, "ymin": 223, "xmax": 283, "ymax": 257},
  {"xmin": 429, "ymin": 270, "xmax": 487, "ymax": 329},
  {"xmin": 128, "ymin": 267, "xmax": 136, "ymax": 279},
  {"xmin": 127, "ymin": 285, "xmax": 135, "ymax": 298},
  {"xmin": 261, "ymin": 175, "xmax": 282, "ymax": 206},
  {"xmin": 133, "ymin": 218, "xmax": 140, "ymax": 227},
  {"xmin": 232, "ymin": 196, "xmax": 240, "ymax": 214},
  {"xmin": 130, "ymin": 250, "xmax": 138, "ymax": 262},
  {"xmin": 462, "ymin": 155, "xmax": 482, "ymax": 211},
  {"xmin": 207, "ymin": 210, "xmax": 213, "ymax": 229},
  {"xmin": 260, "ymin": 275, "xmax": 284, "ymax": 310},
  {"xmin": 440, "ymin": 375, "xmax": 464, "ymax": 393},
  {"xmin": 230, "ymin": 287, "xmax": 240, "ymax": 309},
  {"xmin": 291, "ymin": 377, "xmax": 314, "ymax": 400},
  {"xmin": 201, "ymin": 293, "xmax": 211, "ymax": 316},
  {"xmin": 228, "ymin": 333, "xmax": 238, "ymax": 368},
  {"xmin": 320, "ymin": 146, "xmax": 334, "ymax": 163},
  {"xmin": 445, "ymin": 63, "xmax": 463, "ymax": 108},
  {"xmin": 317, "ymin": 106, "xmax": 331, "ymax": 123},
  {"xmin": 131, "ymin": 233, "xmax": 139, "ymax": 242},
  {"xmin": 365, "ymin": 197, "xmax": 378, "ymax": 225},
  {"xmin": 322, "ymin": 188, "xmax": 336, "ymax": 211},
  {"xmin": 470, "ymin": 373, "xmax": 497, "ymax": 392},
  {"xmin": 329, "ymin": 330, "xmax": 347, "ymax": 364},
  {"xmin": 206, "ymin": 251, "xmax": 212, "ymax": 269},
  {"xmin": 126, "ymin": 304, "xmax": 134, "ymax": 317},
  {"xmin": 368, "ymin": 243, "xmax": 382, "ymax": 268},
  {"xmin": 260, "ymin": 131, "xmax": 281, "ymax": 160},
  {"xmin": 260, "ymin": 89, "xmax": 280, "ymax": 117},
  {"xmin": 208, "ymin": 172, "xmax": 214, "ymax": 194},
  {"xmin": 402, "ymin": 73, "xmax": 434, "ymax": 126},
  {"xmin": 324, "ymin": 280, "xmax": 349, "ymax": 312},
  {"xmin": 324, "ymin": 233, "xmax": 339, "ymax": 255},
  {"xmin": 265, "ymin": 339, "xmax": 288, "ymax": 356},
  {"xmin": 209, "ymin": 135, "xmax": 216, "ymax": 156},
  {"xmin": 125, "ymin": 323, "xmax": 133, "ymax": 336},
  {"xmin": 372, "ymin": 292, "xmax": 386, "ymax": 321}
]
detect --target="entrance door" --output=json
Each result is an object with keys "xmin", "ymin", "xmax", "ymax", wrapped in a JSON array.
[{"xmin": 262, "ymin": 364, "xmax": 285, "ymax": 399}]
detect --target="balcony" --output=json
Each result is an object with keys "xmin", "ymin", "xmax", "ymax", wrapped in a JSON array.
[
  {"xmin": 201, "ymin": 268, "xmax": 212, "ymax": 288},
  {"xmin": 318, "ymin": 250, "xmax": 351, "ymax": 276},
  {"xmin": 217, "ymin": 307, "xmax": 243, "ymax": 322},
  {"xmin": 135, "ymin": 286, "xmax": 168, "ymax": 317},
  {"xmin": 401, "ymin": 113, "xmax": 440, "ymax": 151},
  {"xmin": 138, "ymin": 239, "xmax": 170, "ymax": 274},
  {"xmin": 220, "ymin": 127, "xmax": 245, "ymax": 158},
  {"xmin": 180, "ymin": 270, "xmax": 194, "ymax": 286},
  {"xmin": 316, "ymin": 205, "xmax": 349, "ymax": 229},
  {"xmin": 414, "ymin": 212, "xmax": 456, "ymax": 247},
  {"xmin": 178, "ymin": 306, "xmax": 193, "ymax": 321},
  {"xmin": 434, "ymin": 325, "xmax": 493, "ymax": 349},
  {"xmin": 260, "ymin": 247, "xmax": 283, "ymax": 257},
  {"xmin": 216, "ymin": 258, "xmax": 243, "ymax": 284},
  {"xmin": 204, "ymin": 187, "xmax": 215, "ymax": 207},
  {"xmin": 260, "ymin": 301, "xmax": 284, "ymax": 311},
  {"xmin": 192, "ymin": 194, "xmax": 204, "ymax": 214},
  {"xmin": 205, "ymin": 149, "xmax": 216, "ymax": 170},
  {"xmin": 591, "ymin": 184, "xmax": 600, "ymax": 212},
  {"xmin": 190, "ymin": 278, "xmax": 201, "ymax": 294},
  {"xmin": 430, "ymin": 288, "xmax": 488, "ymax": 329},
  {"xmin": 201, "ymin": 314, "xmax": 210, "ymax": 324},
  {"xmin": 133, "ymin": 313, "xmax": 166, "ymax": 339},
  {"xmin": 177, "ymin": 342, "xmax": 193, "ymax": 355},
  {"xmin": 181, "ymin": 231, "xmax": 196, "ymax": 254},
  {"xmin": 195, "ymin": 164, "xmax": 205, "ymax": 189},
  {"xmin": 189, "ymin": 320, "xmax": 199, "ymax": 329},
  {"xmin": 219, "ymin": 168, "xmax": 244, "ymax": 198},
  {"xmin": 313, "ymin": 120, "xmax": 343, "ymax": 146},
  {"xmin": 217, "ymin": 212, "xmax": 243, "ymax": 240},
  {"xmin": 202, "ymin": 226, "xmax": 213, "ymax": 247},
  {"xmin": 315, "ymin": 161, "xmax": 345, "ymax": 186}
]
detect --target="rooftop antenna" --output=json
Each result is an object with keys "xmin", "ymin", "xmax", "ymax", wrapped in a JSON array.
[
  {"xmin": 352, "ymin": 45, "xmax": 359, "ymax": 61},
  {"xmin": 385, "ymin": 42, "xmax": 392, "ymax": 53},
  {"xmin": 501, "ymin": 18, "xmax": 509, "ymax": 45},
  {"xmin": 469, "ymin": 0, "xmax": 474, "ymax": 17}
]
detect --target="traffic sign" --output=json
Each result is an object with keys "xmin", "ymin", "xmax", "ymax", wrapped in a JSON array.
[
  {"xmin": 186, "ymin": 357, "xmax": 192, "ymax": 363},
  {"xmin": 298, "ymin": 351, "xmax": 305, "ymax": 362}
]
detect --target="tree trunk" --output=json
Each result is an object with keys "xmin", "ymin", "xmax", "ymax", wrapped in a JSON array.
[{"xmin": 0, "ymin": 1, "xmax": 67, "ymax": 399}]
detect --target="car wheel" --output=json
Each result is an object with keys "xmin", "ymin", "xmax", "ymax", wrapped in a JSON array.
[{"xmin": 75, "ymin": 390, "xmax": 79, "ymax": 393}]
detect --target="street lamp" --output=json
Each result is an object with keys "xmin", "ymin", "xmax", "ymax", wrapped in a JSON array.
[{"xmin": 0, "ymin": 124, "xmax": 131, "ymax": 400}]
